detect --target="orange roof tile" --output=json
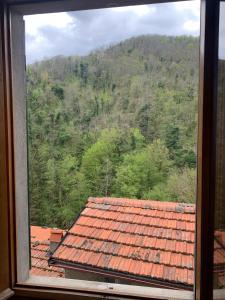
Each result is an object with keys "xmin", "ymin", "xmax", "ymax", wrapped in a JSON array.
[
  {"xmin": 30, "ymin": 226, "xmax": 65, "ymax": 278},
  {"xmin": 49, "ymin": 197, "xmax": 195, "ymax": 289},
  {"xmin": 214, "ymin": 230, "xmax": 225, "ymax": 289}
]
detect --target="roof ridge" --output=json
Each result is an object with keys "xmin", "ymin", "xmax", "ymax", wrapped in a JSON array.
[
  {"xmin": 85, "ymin": 202, "xmax": 195, "ymax": 223},
  {"xmin": 87, "ymin": 197, "xmax": 195, "ymax": 214}
]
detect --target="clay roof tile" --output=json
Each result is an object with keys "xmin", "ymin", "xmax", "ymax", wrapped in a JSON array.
[{"xmin": 50, "ymin": 197, "xmax": 196, "ymax": 287}]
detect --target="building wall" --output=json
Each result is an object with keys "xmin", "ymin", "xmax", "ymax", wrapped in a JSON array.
[
  {"xmin": 65, "ymin": 268, "xmax": 140, "ymax": 285},
  {"xmin": 65, "ymin": 268, "xmax": 107, "ymax": 282}
]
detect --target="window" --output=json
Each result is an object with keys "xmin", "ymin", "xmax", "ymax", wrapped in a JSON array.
[
  {"xmin": 24, "ymin": 3, "xmax": 199, "ymax": 292},
  {"xmin": 0, "ymin": 0, "xmax": 222, "ymax": 300}
]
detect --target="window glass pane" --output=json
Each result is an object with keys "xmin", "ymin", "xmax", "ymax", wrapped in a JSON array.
[
  {"xmin": 25, "ymin": 1, "xmax": 200, "ymax": 292},
  {"xmin": 214, "ymin": 2, "xmax": 225, "ymax": 298}
]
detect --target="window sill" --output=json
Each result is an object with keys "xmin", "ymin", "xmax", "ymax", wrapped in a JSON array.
[
  {"xmin": 14, "ymin": 275, "xmax": 193, "ymax": 300},
  {"xmin": 0, "ymin": 289, "xmax": 14, "ymax": 300},
  {"xmin": 213, "ymin": 289, "xmax": 225, "ymax": 300}
]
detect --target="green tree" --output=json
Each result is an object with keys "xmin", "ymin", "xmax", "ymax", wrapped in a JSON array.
[
  {"xmin": 143, "ymin": 183, "xmax": 170, "ymax": 201},
  {"xmin": 80, "ymin": 129, "xmax": 121, "ymax": 196},
  {"xmin": 26, "ymin": 35, "xmax": 199, "ymax": 228},
  {"xmin": 166, "ymin": 168, "xmax": 196, "ymax": 203},
  {"xmin": 114, "ymin": 140, "xmax": 171, "ymax": 199}
]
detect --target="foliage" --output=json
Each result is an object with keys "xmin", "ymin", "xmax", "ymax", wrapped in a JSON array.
[
  {"xmin": 166, "ymin": 168, "xmax": 196, "ymax": 203},
  {"xmin": 27, "ymin": 35, "xmax": 198, "ymax": 228},
  {"xmin": 114, "ymin": 140, "xmax": 171, "ymax": 199}
]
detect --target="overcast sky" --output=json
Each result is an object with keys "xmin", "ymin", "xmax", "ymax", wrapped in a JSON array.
[{"xmin": 24, "ymin": 1, "xmax": 201, "ymax": 64}]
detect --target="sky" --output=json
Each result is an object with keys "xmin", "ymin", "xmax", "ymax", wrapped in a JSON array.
[{"xmin": 24, "ymin": 1, "xmax": 200, "ymax": 64}]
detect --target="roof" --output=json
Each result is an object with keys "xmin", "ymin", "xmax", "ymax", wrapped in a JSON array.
[
  {"xmin": 214, "ymin": 230, "xmax": 225, "ymax": 288},
  {"xmin": 30, "ymin": 226, "xmax": 65, "ymax": 277},
  {"xmin": 49, "ymin": 197, "xmax": 195, "ymax": 289}
]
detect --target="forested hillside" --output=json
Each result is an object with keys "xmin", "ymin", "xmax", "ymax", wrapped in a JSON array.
[{"xmin": 27, "ymin": 35, "xmax": 199, "ymax": 228}]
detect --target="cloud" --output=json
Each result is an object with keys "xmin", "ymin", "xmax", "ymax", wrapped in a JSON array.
[{"xmin": 24, "ymin": 1, "xmax": 200, "ymax": 63}]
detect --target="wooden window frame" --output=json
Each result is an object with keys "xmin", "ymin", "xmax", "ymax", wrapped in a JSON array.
[{"xmin": 0, "ymin": 0, "xmax": 221, "ymax": 299}]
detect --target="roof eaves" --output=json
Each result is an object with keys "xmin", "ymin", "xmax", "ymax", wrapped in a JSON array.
[{"xmin": 49, "ymin": 258, "xmax": 193, "ymax": 291}]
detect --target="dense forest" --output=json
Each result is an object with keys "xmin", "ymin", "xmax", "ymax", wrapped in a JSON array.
[{"xmin": 27, "ymin": 35, "xmax": 199, "ymax": 228}]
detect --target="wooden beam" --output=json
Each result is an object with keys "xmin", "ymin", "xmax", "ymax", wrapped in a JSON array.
[{"xmin": 7, "ymin": 0, "xmax": 191, "ymax": 16}]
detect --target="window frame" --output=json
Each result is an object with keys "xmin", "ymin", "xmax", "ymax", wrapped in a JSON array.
[
  {"xmin": 0, "ymin": 0, "xmax": 220, "ymax": 299},
  {"xmin": 195, "ymin": 1, "xmax": 220, "ymax": 299}
]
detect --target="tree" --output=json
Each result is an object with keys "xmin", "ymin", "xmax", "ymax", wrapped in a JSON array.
[
  {"xmin": 166, "ymin": 168, "xmax": 196, "ymax": 203},
  {"xmin": 26, "ymin": 35, "xmax": 199, "ymax": 228},
  {"xmin": 80, "ymin": 129, "xmax": 121, "ymax": 197},
  {"xmin": 143, "ymin": 183, "xmax": 170, "ymax": 201},
  {"xmin": 51, "ymin": 84, "xmax": 64, "ymax": 100},
  {"xmin": 114, "ymin": 140, "xmax": 172, "ymax": 199}
]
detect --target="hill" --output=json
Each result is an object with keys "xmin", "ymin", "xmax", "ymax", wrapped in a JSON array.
[{"xmin": 27, "ymin": 35, "xmax": 199, "ymax": 228}]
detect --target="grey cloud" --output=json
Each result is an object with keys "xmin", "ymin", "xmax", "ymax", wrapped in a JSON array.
[
  {"xmin": 139, "ymin": 3, "xmax": 198, "ymax": 35},
  {"xmin": 25, "ymin": 2, "xmax": 200, "ymax": 63},
  {"xmin": 26, "ymin": 33, "xmax": 36, "ymax": 43}
]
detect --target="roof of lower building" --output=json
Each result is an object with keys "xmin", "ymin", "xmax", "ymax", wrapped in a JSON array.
[
  {"xmin": 30, "ymin": 226, "xmax": 65, "ymax": 277},
  {"xmin": 214, "ymin": 230, "xmax": 225, "ymax": 288},
  {"xmin": 49, "ymin": 197, "xmax": 195, "ymax": 289}
]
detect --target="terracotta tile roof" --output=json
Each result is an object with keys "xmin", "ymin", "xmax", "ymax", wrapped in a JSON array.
[
  {"xmin": 214, "ymin": 230, "xmax": 225, "ymax": 288},
  {"xmin": 49, "ymin": 197, "xmax": 195, "ymax": 289},
  {"xmin": 30, "ymin": 226, "xmax": 65, "ymax": 278}
]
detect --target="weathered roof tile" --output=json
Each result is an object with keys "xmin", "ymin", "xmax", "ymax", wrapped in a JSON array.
[
  {"xmin": 50, "ymin": 197, "xmax": 195, "ymax": 288},
  {"xmin": 30, "ymin": 226, "xmax": 64, "ymax": 278}
]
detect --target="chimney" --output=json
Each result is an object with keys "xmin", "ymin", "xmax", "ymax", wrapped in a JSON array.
[{"xmin": 50, "ymin": 229, "xmax": 63, "ymax": 253}]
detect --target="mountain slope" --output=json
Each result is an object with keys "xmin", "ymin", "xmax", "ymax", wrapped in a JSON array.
[{"xmin": 27, "ymin": 35, "xmax": 199, "ymax": 228}]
